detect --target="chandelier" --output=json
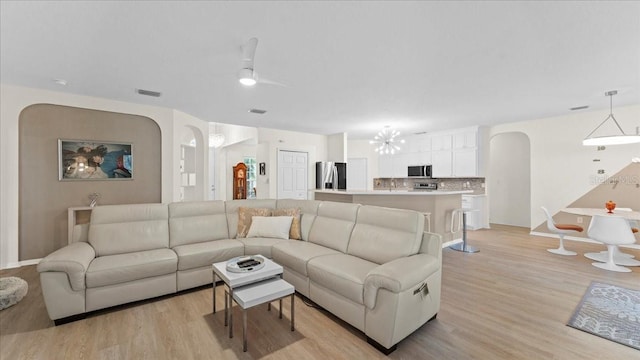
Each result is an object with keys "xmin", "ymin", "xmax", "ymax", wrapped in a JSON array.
[
  {"xmin": 583, "ymin": 90, "xmax": 640, "ymax": 146},
  {"xmin": 369, "ymin": 126, "xmax": 405, "ymax": 154}
]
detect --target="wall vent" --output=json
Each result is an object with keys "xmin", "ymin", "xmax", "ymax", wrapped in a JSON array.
[
  {"xmin": 569, "ymin": 105, "xmax": 589, "ymax": 111},
  {"xmin": 136, "ymin": 89, "xmax": 162, "ymax": 97},
  {"xmin": 249, "ymin": 109, "xmax": 267, "ymax": 114}
]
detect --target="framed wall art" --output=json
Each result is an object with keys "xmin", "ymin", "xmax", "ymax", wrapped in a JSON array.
[{"xmin": 59, "ymin": 139, "xmax": 133, "ymax": 180}]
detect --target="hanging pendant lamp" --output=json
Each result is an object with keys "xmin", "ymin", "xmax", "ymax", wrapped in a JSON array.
[{"xmin": 583, "ymin": 90, "xmax": 640, "ymax": 146}]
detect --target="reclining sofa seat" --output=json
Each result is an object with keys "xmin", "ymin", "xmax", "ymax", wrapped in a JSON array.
[
  {"xmin": 36, "ymin": 199, "xmax": 442, "ymax": 354},
  {"xmin": 273, "ymin": 201, "xmax": 440, "ymax": 352}
]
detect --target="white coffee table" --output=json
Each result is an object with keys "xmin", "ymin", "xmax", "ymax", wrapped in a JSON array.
[
  {"xmin": 232, "ymin": 277, "xmax": 295, "ymax": 351},
  {"xmin": 212, "ymin": 256, "xmax": 284, "ymax": 339}
]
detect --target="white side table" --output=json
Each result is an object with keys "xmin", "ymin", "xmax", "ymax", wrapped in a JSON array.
[{"xmin": 231, "ymin": 278, "xmax": 295, "ymax": 352}]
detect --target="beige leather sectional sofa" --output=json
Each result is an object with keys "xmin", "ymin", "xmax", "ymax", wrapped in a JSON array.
[{"xmin": 37, "ymin": 199, "xmax": 442, "ymax": 353}]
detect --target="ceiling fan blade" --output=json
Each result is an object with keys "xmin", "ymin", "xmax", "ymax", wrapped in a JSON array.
[
  {"xmin": 257, "ymin": 76, "xmax": 288, "ymax": 87},
  {"xmin": 241, "ymin": 37, "xmax": 258, "ymax": 67}
]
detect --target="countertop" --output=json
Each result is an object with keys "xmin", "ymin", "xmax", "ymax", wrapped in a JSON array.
[{"xmin": 314, "ymin": 189, "xmax": 474, "ymax": 196}]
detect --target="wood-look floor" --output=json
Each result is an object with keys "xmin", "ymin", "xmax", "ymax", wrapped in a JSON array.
[{"xmin": 1, "ymin": 225, "xmax": 639, "ymax": 359}]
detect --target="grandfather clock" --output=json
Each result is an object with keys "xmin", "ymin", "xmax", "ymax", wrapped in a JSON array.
[{"xmin": 232, "ymin": 162, "xmax": 247, "ymax": 200}]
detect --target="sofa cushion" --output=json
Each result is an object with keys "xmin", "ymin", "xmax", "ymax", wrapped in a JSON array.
[
  {"xmin": 239, "ymin": 237, "xmax": 290, "ymax": 258},
  {"xmin": 86, "ymin": 248, "xmax": 177, "ymax": 288},
  {"xmin": 272, "ymin": 241, "xmax": 341, "ymax": 276},
  {"xmin": 172, "ymin": 239, "xmax": 245, "ymax": 271},
  {"xmin": 236, "ymin": 207, "xmax": 273, "ymax": 238},
  {"xmin": 246, "ymin": 216, "xmax": 293, "ymax": 240},
  {"xmin": 308, "ymin": 202, "xmax": 360, "ymax": 253},
  {"xmin": 276, "ymin": 200, "xmax": 322, "ymax": 240},
  {"xmin": 307, "ymin": 253, "xmax": 378, "ymax": 305},
  {"xmin": 89, "ymin": 204, "xmax": 169, "ymax": 257},
  {"xmin": 347, "ymin": 205, "xmax": 424, "ymax": 264},
  {"xmin": 225, "ymin": 200, "xmax": 277, "ymax": 238},
  {"xmin": 272, "ymin": 208, "xmax": 302, "ymax": 239},
  {"xmin": 168, "ymin": 201, "xmax": 229, "ymax": 247}
]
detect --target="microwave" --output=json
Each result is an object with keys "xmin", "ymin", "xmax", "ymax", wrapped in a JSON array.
[{"xmin": 408, "ymin": 165, "xmax": 432, "ymax": 177}]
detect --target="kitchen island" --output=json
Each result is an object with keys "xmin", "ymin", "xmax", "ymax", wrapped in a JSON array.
[{"xmin": 314, "ymin": 189, "xmax": 473, "ymax": 244}]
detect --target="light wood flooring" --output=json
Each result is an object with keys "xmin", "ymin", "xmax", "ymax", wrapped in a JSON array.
[{"xmin": 1, "ymin": 225, "xmax": 639, "ymax": 359}]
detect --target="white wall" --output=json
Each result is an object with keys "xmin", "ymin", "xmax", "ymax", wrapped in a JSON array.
[
  {"xmin": 173, "ymin": 110, "xmax": 209, "ymax": 202},
  {"xmin": 258, "ymin": 128, "xmax": 328, "ymax": 198},
  {"xmin": 327, "ymin": 132, "xmax": 347, "ymax": 162},
  {"xmin": 488, "ymin": 132, "xmax": 531, "ymax": 227},
  {"xmin": 490, "ymin": 104, "xmax": 640, "ymax": 229},
  {"xmin": 0, "ymin": 84, "xmax": 180, "ymax": 268}
]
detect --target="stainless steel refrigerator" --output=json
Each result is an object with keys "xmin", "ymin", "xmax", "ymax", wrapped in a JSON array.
[{"xmin": 316, "ymin": 161, "xmax": 347, "ymax": 190}]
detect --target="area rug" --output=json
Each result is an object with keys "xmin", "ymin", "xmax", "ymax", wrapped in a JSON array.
[{"xmin": 567, "ymin": 281, "xmax": 640, "ymax": 350}]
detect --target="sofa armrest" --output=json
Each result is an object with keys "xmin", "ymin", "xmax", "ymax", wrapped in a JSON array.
[
  {"xmin": 419, "ymin": 231, "xmax": 442, "ymax": 258},
  {"xmin": 364, "ymin": 253, "xmax": 440, "ymax": 309},
  {"xmin": 37, "ymin": 242, "xmax": 95, "ymax": 291}
]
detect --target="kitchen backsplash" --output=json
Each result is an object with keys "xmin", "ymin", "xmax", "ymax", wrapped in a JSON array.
[{"xmin": 373, "ymin": 177, "xmax": 485, "ymax": 194}]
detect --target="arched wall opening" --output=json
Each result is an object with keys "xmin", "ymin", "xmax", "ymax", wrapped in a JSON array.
[{"xmin": 488, "ymin": 132, "xmax": 531, "ymax": 228}]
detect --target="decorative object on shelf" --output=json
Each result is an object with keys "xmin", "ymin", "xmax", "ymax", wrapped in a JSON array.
[
  {"xmin": 369, "ymin": 126, "xmax": 405, "ymax": 154},
  {"xmin": 226, "ymin": 255, "xmax": 266, "ymax": 273},
  {"xmin": 233, "ymin": 162, "xmax": 248, "ymax": 199},
  {"xmin": 59, "ymin": 139, "xmax": 132, "ymax": 180},
  {"xmin": 88, "ymin": 192, "xmax": 100, "ymax": 207},
  {"xmin": 259, "ymin": 162, "xmax": 266, "ymax": 175},
  {"xmin": 583, "ymin": 90, "xmax": 640, "ymax": 146},
  {"xmin": 605, "ymin": 200, "xmax": 616, "ymax": 213}
]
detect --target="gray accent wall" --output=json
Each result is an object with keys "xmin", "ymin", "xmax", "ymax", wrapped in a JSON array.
[{"xmin": 19, "ymin": 104, "xmax": 161, "ymax": 260}]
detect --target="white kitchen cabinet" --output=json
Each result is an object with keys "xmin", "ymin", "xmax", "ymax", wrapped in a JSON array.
[
  {"xmin": 392, "ymin": 153, "xmax": 410, "ymax": 177},
  {"xmin": 453, "ymin": 148, "xmax": 477, "ymax": 177},
  {"xmin": 431, "ymin": 150, "xmax": 452, "ymax": 177},
  {"xmin": 378, "ymin": 155, "xmax": 393, "ymax": 177},
  {"xmin": 431, "ymin": 134, "xmax": 452, "ymax": 151},
  {"xmin": 462, "ymin": 195, "xmax": 489, "ymax": 230},
  {"xmin": 453, "ymin": 130, "xmax": 477, "ymax": 149}
]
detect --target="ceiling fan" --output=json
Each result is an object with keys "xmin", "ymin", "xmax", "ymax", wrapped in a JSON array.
[{"xmin": 238, "ymin": 37, "xmax": 287, "ymax": 87}]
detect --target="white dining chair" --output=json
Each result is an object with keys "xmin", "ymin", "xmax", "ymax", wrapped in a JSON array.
[
  {"xmin": 585, "ymin": 208, "xmax": 639, "ymax": 265},
  {"xmin": 541, "ymin": 207, "xmax": 583, "ymax": 256},
  {"xmin": 587, "ymin": 215, "xmax": 637, "ymax": 272}
]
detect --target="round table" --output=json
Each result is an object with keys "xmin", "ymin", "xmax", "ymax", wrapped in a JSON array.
[
  {"xmin": 561, "ymin": 208, "xmax": 640, "ymax": 220},
  {"xmin": 561, "ymin": 207, "xmax": 640, "ymax": 267}
]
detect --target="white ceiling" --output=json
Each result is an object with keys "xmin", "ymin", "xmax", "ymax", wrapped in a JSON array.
[{"xmin": 1, "ymin": 1, "xmax": 639, "ymax": 140}]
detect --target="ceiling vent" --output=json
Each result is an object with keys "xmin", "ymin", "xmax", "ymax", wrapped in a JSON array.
[
  {"xmin": 248, "ymin": 109, "xmax": 267, "ymax": 114},
  {"xmin": 570, "ymin": 105, "xmax": 589, "ymax": 111},
  {"xmin": 136, "ymin": 88, "xmax": 162, "ymax": 97}
]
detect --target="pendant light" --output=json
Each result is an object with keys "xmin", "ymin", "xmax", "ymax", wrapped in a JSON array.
[
  {"xmin": 583, "ymin": 90, "xmax": 640, "ymax": 146},
  {"xmin": 369, "ymin": 126, "xmax": 405, "ymax": 154}
]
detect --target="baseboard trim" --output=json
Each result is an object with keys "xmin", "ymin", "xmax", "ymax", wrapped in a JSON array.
[{"xmin": 2, "ymin": 258, "xmax": 42, "ymax": 270}]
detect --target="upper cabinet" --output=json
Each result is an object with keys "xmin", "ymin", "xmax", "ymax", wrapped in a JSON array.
[{"xmin": 375, "ymin": 126, "xmax": 486, "ymax": 178}]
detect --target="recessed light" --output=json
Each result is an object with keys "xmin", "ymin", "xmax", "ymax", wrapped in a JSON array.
[{"xmin": 53, "ymin": 79, "xmax": 67, "ymax": 86}]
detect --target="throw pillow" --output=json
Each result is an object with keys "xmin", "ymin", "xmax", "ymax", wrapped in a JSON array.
[
  {"xmin": 237, "ymin": 207, "xmax": 272, "ymax": 238},
  {"xmin": 246, "ymin": 216, "xmax": 294, "ymax": 240},
  {"xmin": 272, "ymin": 207, "xmax": 302, "ymax": 240}
]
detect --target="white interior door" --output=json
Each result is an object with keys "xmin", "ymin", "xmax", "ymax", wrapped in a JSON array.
[
  {"xmin": 277, "ymin": 150, "xmax": 308, "ymax": 199},
  {"xmin": 347, "ymin": 158, "xmax": 367, "ymax": 190}
]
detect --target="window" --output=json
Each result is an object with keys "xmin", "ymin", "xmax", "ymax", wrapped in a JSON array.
[{"xmin": 244, "ymin": 156, "xmax": 257, "ymax": 198}]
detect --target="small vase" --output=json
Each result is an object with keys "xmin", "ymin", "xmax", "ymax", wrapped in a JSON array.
[{"xmin": 605, "ymin": 200, "xmax": 616, "ymax": 214}]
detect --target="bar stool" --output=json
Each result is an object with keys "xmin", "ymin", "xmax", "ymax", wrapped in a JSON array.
[
  {"xmin": 448, "ymin": 208, "xmax": 479, "ymax": 253},
  {"xmin": 423, "ymin": 212, "xmax": 431, "ymax": 232},
  {"xmin": 541, "ymin": 207, "xmax": 583, "ymax": 256}
]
